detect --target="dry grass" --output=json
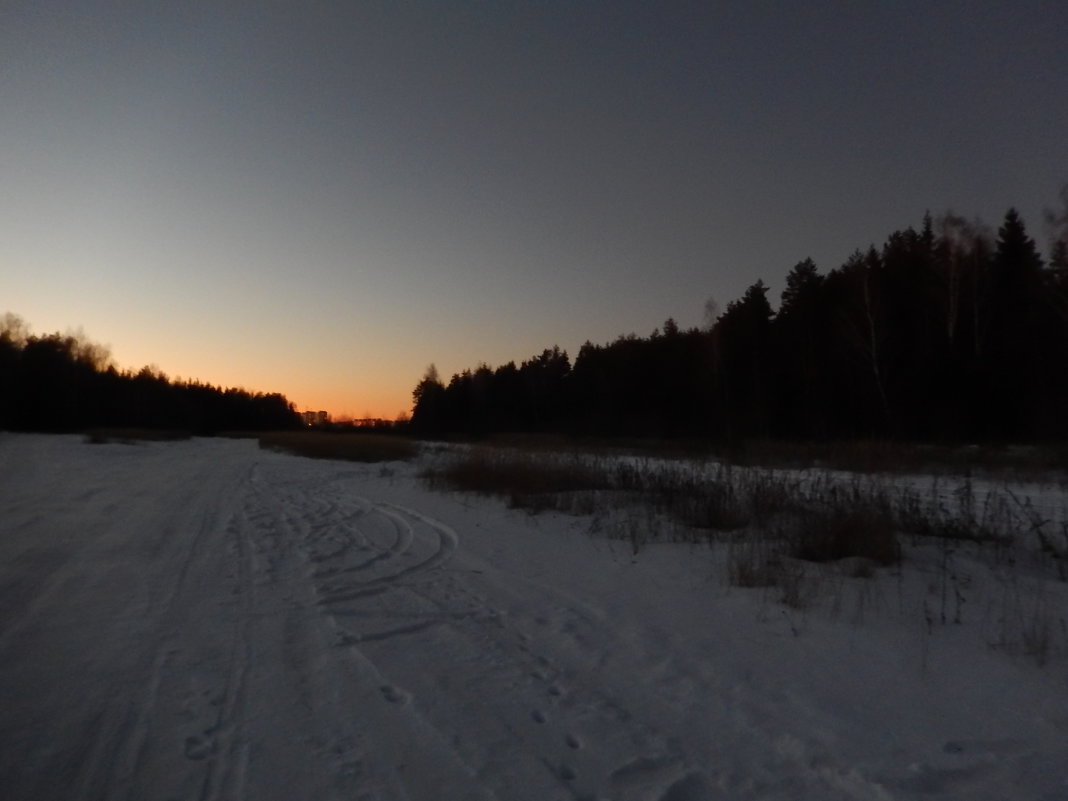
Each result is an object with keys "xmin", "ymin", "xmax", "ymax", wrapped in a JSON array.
[
  {"xmin": 422, "ymin": 446, "xmax": 785, "ymax": 543},
  {"xmin": 483, "ymin": 433, "xmax": 717, "ymax": 460},
  {"xmin": 85, "ymin": 428, "xmax": 192, "ymax": 444},
  {"xmin": 259, "ymin": 431, "xmax": 417, "ymax": 463},
  {"xmin": 423, "ymin": 441, "xmax": 1067, "ymax": 660},
  {"xmin": 726, "ymin": 439, "xmax": 1068, "ymax": 482},
  {"xmin": 422, "ymin": 447, "xmax": 611, "ymax": 511},
  {"xmin": 422, "ymin": 444, "xmax": 1054, "ymax": 558},
  {"xmin": 728, "ymin": 542, "xmax": 780, "ymax": 588}
]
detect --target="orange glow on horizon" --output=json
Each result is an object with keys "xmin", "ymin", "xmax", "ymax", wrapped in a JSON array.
[
  {"xmin": 286, "ymin": 388, "xmax": 413, "ymax": 423},
  {"xmin": 96, "ymin": 338, "xmax": 413, "ymax": 425}
]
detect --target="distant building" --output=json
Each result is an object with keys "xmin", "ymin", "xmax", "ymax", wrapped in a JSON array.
[{"xmin": 302, "ymin": 410, "xmax": 329, "ymax": 426}]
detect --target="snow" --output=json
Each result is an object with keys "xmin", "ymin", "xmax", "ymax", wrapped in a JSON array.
[{"xmin": 1, "ymin": 433, "xmax": 1066, "ymax": 801}]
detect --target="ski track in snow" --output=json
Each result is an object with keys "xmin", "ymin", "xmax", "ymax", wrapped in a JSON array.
[{"xmin": 1, "ymin": 434, "xmax": 1067, "ymax": 800}]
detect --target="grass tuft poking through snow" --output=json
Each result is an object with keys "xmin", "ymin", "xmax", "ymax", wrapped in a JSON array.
[{"xmin": 423, "ymin": 441, "xmax": 1068, "ymax": 664}]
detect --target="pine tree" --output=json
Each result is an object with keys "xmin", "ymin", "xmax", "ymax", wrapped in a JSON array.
[
  {"xmin": 984, "ymin": 209, "xmax": 1048, "ymax": 436},
  {"xmin": 775, "ymin": 259, "xmax": 828, "ymax": 437},
  {"xmin": 715, "ymin": 280, "xmax": 774, "ymax": 441}
]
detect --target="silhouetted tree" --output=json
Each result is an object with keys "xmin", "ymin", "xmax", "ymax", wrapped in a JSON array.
[
  {"xmin": 774, "ymin": 258, "xmax": 829, "ymax": 438},
  {"xmin": 519, "ymin": 346, "xmax": 570, "ymax": 431},
  {"xmin": 983, "ymin": 209, "xmax": 1047, "ymax": 436},
  {"xmin": 406, "ymin": 198, "xmax": 1068, "ymax": 444},
  {"xmin": 714, "ymin": 280, "xmax": 774, "ymax": 441},
  {"xmin": 0, "ymin": 317, "xmax": 301, "ymax": 433},
  {"xmin": 411, "ymin": 364, "xmax": 447, "ymax": 435}
]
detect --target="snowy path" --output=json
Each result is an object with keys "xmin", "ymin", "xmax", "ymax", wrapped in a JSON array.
[{"xmin": 1, "ymin": 434, "xmax": 1067, "ymax": 800}]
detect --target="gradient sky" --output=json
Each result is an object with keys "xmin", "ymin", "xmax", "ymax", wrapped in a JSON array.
[{"xmin": 3, "ymin": 2, "xmax": 1066, "ymax": 419}]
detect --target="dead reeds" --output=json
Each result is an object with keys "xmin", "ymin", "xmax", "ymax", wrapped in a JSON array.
[{"xmin": 259, "ymin": 431, "xmax": 417, "ymax": 463}]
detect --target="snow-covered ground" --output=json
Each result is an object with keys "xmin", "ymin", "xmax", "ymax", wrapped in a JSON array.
[{"xmin": 1, "ymin": 433, "xmax": 1066, "ymax": 801}]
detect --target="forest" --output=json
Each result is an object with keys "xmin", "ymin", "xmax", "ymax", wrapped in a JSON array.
[
  {"xmin": 6, "ymin": 202, "xmax": 1066, "ymax": 443},
  {"xmin": 412, "ymin": 205, "xmax": 1068, "ymax": 443},
  {"xmin": 0, "ymin": 315, "xmax": 300, "ymax": 434}
]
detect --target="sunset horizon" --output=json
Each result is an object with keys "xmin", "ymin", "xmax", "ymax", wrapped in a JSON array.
[{"xmin": 4, "ymin": 2, "xmax": 1065, "ymax": 431}]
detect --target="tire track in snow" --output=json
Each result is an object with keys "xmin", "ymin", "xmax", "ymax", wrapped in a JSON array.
[
  {"xmin": 194, "ymin": 505, "xmax": 254, "ymax": 801},
  {"xmin": 423, "ymin": 578, "xmax": 697, "ymax": 800},
  {"xmin": 214, "ymin": 459, "xmax": 711, "ymax": 800},
  {"xmin": 250, "ymin": 464, "xmax": 497, "ymax": 799},
  {"xmin": 65, "ymin": 463, "xmax": 244, "ymax": 801},
  {"xmin": 311, "ymin": 501, "xmax": 413, "ymax": 580},
  {"xmin": 227, "ymin": 459, "xmax": 710, "ymax": 800},
  {"xmin": 379, "ymin": 501, "xmax": 416, "ymax": 555},
  {"xmin": 315, "ymin": 502, "xmax": 457, "ymax": 606},
  {"xmin": 69, "ymin": 702, "xmax": 139, "ymax": 801},
  {"xmin": 311, "ymin": 508, "xmax": 702, "ymax": 800},
  {"xmin": 330, "ymin": 505, "xmax": 714, "ymax": 798},
  {"xmin": 305, "ymin": 503, "xmax": 372, "ymax": 568},
  {"xmin": 272, "ymin": 467, "xmax": 700, "ymax": 799}
]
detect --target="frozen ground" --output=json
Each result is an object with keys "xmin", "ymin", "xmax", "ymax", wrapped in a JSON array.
[{"xmin": 1, "ymin": 433, "xmax": 1066, "ymax": 800}]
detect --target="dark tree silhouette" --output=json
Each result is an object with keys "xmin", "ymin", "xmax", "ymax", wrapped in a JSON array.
[
  {"xmin": 409, "ymin": 199, "xmax": 1068, "ymax": 444},
  {"xmin": 715, "ymin": 280, "xmax": 774, "ymax": 442},
  {"xmin": 775, "ymin": 258, "xmax": 829, "ymax": 438},
  {"xmin": 0, "ymin": 316, "xmax": 301, "ymax": 434},
  {"xmin": 411, "ymin": 364, "xmax": 447, "ymax": 435},
  {"xmin": 981, "ymin": 209, "xmax": 1048, "ymax": 436}
]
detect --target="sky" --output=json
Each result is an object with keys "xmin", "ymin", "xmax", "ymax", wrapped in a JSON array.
[{"xmin": 3, "ymin": 1, "xmax": 1066, "ymax": 420}]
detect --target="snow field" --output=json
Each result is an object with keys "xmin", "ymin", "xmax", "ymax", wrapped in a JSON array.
[{"xmin": 1, "ymin": 433, "xmax": 1066, "ymax": 800}]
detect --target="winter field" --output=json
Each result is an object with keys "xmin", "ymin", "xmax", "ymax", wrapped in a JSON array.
[{"xmin": 1, "ymin": 433, "xmax": 1067, "ymax": 801}]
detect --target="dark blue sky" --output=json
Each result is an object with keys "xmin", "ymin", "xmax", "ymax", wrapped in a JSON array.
[{"xmin": 3, "ymin": 1, "xmax": 1066, "ymax": 416}]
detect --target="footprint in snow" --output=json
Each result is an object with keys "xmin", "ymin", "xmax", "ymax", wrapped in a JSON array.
[
  {"xmin": 380, "ymin": 685, "xmax": 410, "ymax": 705},
  {"xmin": 335, "ymin": 630, "xmax": 360, "ymax": 647},
  {"xmin": 659, "ymin": 772, "xmax": 713, "ymax": 801},
  {"xmin": 184, "ymin": 733, "xmax": 215, "ymax": 761}
]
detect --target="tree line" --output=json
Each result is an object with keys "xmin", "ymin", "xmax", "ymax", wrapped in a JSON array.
[
  {"xmin": 0, "ymin": 315, "xmax": 301, "ymax": 433},
  {"xmin": 412, "ymin": 203, "xmax": 1068, "ymax": 443}
]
